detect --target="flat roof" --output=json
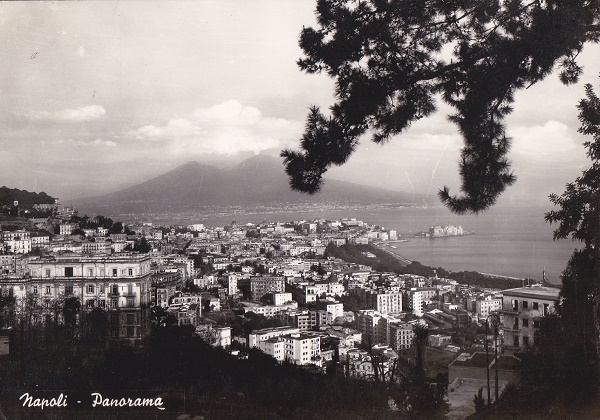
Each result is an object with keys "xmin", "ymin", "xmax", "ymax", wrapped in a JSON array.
[{"xmin": 502, "ymin": 286, "xmax": 560, "ymax": 299}]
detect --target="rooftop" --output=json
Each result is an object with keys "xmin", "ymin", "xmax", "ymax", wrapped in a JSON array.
[{"xmin": 502, "ymin": 286, "xmax": 560, "ymax": 299}]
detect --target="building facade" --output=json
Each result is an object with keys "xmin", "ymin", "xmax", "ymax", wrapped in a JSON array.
[
  {"xmin": 500, "ymin": 286, "xmax": 560, "ymax": 350},
  {"xmin": 23, "ymin": 254, "xmax": 152, "ymax": 342}
]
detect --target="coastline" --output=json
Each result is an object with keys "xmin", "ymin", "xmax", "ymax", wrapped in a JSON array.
[
  {"xmin": 372, "ymin": 242, "xmax": 412, "ymax": 265},
  {"xmin": 374, "ymin": 241, "xmax": 557, "ymax": 285}
]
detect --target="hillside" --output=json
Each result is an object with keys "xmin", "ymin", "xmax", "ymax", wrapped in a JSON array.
[
  {"xmin": 0, "ymin": 186, "xmax": 56, "ymax": 209},
  {"xmin": 71, "ymin": 155, "xmax": 430, "ymax": 215}
]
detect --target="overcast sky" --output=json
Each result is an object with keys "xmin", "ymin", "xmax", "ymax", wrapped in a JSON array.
[{"xmin": 1, "ymin": 1, "xmax": 598, "ymax": 206}]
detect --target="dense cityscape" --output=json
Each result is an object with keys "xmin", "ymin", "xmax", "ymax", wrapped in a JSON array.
[{"xmin": 0, "ymin": 197, "xmax": 562, "ymax": 418}]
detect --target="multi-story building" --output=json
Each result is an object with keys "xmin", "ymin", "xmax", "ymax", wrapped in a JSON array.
[
  {"xmin": 352, "ymin": 288, "xmax": 403, "ymax": 314},
  {"xmin": 3, "ymin": 234, "xmax": 32, "ymax": 254},
  {"xmin": 248, "ymin": 326, "xmax": 300, "ymax": 348},
  {"xmin": 356, "ymin": 309, "xmax": 383, "ymax": 345},
  {"xmin": 23, "ymin": 254, "xmax": 152, "ymax": 342},
  {"xmin": 500, "ymin": 286, "xmax": 560, "ymax": 351},
  {"xmin": 0, "ymin": 255, "xmax": 16, "ymax": 275},
  {"xmin": 240, "ymin": 276, "xmax": 285, "ymax": 300},
  {"xmin": 227, "ymin": 274, "xmax": 238, "ymax": 296},
  {"xmin": 357, "ymin": 310, "xmax": 413, "ymax": 351},
  {"xmin": 404, "ymin": 288, "xmax": 437, "ymax": 316},
  {"xmin": 167, "ymin": 303, "xmax": 201, "ymax": 327},
  {"xmin": 373, "ymin": 292, "xmax": 402, "ymax": 314},
  {"xmin": 257, "ymin": 332, "xmax": 322, "ymax": 366},
  {"xmin": 283, "ymin": 332, "xmax": 321, "ymax": 365},
  {"xmin": 468, "ymin": 295, "xmax": 502, "ymax": 318},
  {"xmin": 272, "ymin": 292, "xmax": 293, "ymax": 306},
  {"xmin": 378, "ymin": 314, "xmax": 414, "ymax": 351},
  {"xmin": 81, "ymin": 240, "xmax": 112, "ymax": 255},
  {"xmin": 151, "ymin": 270, "xmax": 182, "ymax": 307},
  {"xmin": 59, "ymin": 223, "xmax": 75, "ymax": 236}
]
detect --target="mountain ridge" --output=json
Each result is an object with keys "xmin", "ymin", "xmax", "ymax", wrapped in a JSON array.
[{"xmin": 70, "ymin": 155, "xmax": 430, "ymax": 216}]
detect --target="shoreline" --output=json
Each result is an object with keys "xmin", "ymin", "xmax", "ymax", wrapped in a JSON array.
[
  {"xmin": 374, "ymin": 241, "xmax": 562, "ymax": 285},
  {"xmin": 372, "ymin": 242, "xmax": 412, "ymax": 265}
]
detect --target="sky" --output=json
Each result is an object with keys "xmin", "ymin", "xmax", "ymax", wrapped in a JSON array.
[{"xmin": 0, "ymin": 1, "xmax": 598, "ymax": 207}]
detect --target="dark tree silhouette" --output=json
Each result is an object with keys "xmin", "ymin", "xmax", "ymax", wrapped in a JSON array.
[
  {"xmin": 527, "ymin": 77, "xmax": 600, "ymax": 404},
  {"xmin": 282, "ymin": 0, "xmax": 600, "ymax": 213},
  {"xmin": 546, "ymin": 78, "xmax": 600, "ymax": 361},
  {"xmin": 62, "ymin": 296, "xmax": 81, "ymax": 337}
]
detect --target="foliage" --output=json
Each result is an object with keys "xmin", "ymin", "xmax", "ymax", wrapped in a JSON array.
[
  {"xmin": 82, "ymin": 307, "xmax": 109, "ymax": 343},
  {"xmin": 0, "ymin": 186, "xmax": 55, "ymax": 209},
  {"xmin": 473, "ymin": 387, "xmax": 486, "ymax": 412},
  {"xmin": 495, "ymin": 77, "xmax": 600, "ymax": 417},
  {"xmin": 546, "ymin": 80, "xmax": 600, "ymax": 249},
  {"xmin": 282, "ymin": 0, "xmax": 600, "ymax": 213},
  {"xmin": 133, "ymin": 237, "xmax": 151, "ymax": 253},
  {"xmin": 62, "ymin": 296, "xmax": 81, "ymax": 335},
  {"xmin": 542, "ymin": 77, "xmax": 600, "ymax": 397},
  {"xmin": 110, "ymin": 221, "xmax": 124, "ymax": 234}
]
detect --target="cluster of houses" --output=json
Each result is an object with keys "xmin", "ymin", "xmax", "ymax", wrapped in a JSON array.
[{"xmin": 0, "ymin": 209, "xmax": 560, "ymax": 395}]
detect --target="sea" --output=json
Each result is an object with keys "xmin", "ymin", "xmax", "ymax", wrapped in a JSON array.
[{"xmin": 151, "ymin": 203, "xmax": 580, "ymax": 286}]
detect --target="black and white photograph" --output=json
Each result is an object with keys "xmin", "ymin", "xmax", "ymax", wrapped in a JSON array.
[{"xmin": 0, "ymin": 1, "xmax": 599, "ymax": 418}]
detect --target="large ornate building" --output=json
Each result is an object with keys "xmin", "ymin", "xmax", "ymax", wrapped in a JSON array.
[{"xmin": 4, "ymin": 254, "xmax": 152, "ymax": 342}]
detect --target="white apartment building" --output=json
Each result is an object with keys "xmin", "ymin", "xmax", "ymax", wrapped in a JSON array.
[
  {"xmin": 248, "ymin": 326, "xmax": 300, "ymax": 348},
  {"xmin": 501, "ymin": 286, "xmax": 560, "ymax": 350},
  {"xmin": 258, "ymin": 332, "xmax": 322, "ymax": 366},
  {"xmin": 273, "ymin": 292, "xmax": 293, "ymax": 306}
]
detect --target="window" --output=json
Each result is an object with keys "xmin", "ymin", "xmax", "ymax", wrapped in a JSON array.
[
  {"xmin": 112, "ymin": 300, "xmax": 118, "ymax": 308},
  {"xmin": 65, "ymin": 267, "xmax": 74, "ymax": 277},
  {"xmin": 45, "ymin": 269, "xmax": 51, "ymax": 278},
  {"xmin": 45, "ymin": 286, "xmax": 51, "ymax": 295},
  {"xmin": 522, "ymin": 318, "xmax": 529, "ymax": 327},
  {"xmin": 533, "ymin": 320, "xmax": 541, "ymax": 328},
  {"xmin": 112, "ymin": 268, "xmax": 118, "ymax": 277},
  {"xmin": 523, "ymin": 336, "xmax": 530, "ymax": 347},
  {"xmin": 543, "ymin": 303, "xmax": 550, "ymax": 316},
  {"xmin": 33, "ymin": 286, "xmax": 38, "ymax": 295},
  {"xmin": 514, "ymin": 335, "xmax": 520, "ymax": 347},
  {"xmin": 100, "ymin": 299, "xmax": 105, "ymax": 308},
  {"xmin": 127, "ymin": 298, "xmax": 134, "ymax": 308},
  {"xmin": 522, "ymin": 301, "xmax": 528, "ymax": 309},
  {"xmin": 65, "ymin": 284, "xmax": 73, "ymax": 295},
  {"xmin": 533, "ymin": 302, "xmax": 539, "ymax": 310},
  {"xmin": 87, "ymin": 285, "xmax": 94, "ymax": 294},
  {"xmin": 126, "ymin": 313, "xmax": 135, "ymax": 324},
  {"xmin": 87, "ymin": 299, "xmax": 95, "ymax": 308},
  {"xmin": 99, "ymin": 285, "xmax": 105, "ymax": 294},
  {"xmin": 112, "ymin": 285, "xmax": 119, "ymax": 295},
  {"xmin": 128, "ymin": 268, "xmax": 133, "ymax": 276},
  {"xmin": 88, "ymin": 268, "xmax": 93, "ymax": 277},
  {"xmin": 511, "ymin": 299, "xmax": 518, "ymax": 312}
]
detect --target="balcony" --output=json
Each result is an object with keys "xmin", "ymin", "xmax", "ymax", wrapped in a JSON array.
[
  {"xmin": 123, "ymin": 291, "xmax": 136, "ymax": 298},
  {"xmin": 108, "ymin": 292, "xmax": 120, "ymax": 297}
]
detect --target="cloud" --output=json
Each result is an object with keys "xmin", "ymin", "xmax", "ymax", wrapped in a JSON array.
[
  {"xmin": 509, "ymin": 120, "xmax": 584, "ymax": 162},
  {"xmin": 126, "ymin": 99, "xmax": 301, "ymax": 155},
  {"xmin": 43, "ymin": 139, "xmax": 116, "ymax": 148},
  {"xmin": 27, "ymin": 105, "xmax": 106, "ymax": 122}
]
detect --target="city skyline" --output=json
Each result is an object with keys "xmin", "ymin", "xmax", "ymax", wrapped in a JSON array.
[{"xmin": 1, "ymin": 1, "xmax": 599, "ymax": 206}]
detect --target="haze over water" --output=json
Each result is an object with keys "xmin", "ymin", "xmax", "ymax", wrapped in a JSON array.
[{"xmin": 158, "ymin": 203, "xmax": 577, "ymax": 285}]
